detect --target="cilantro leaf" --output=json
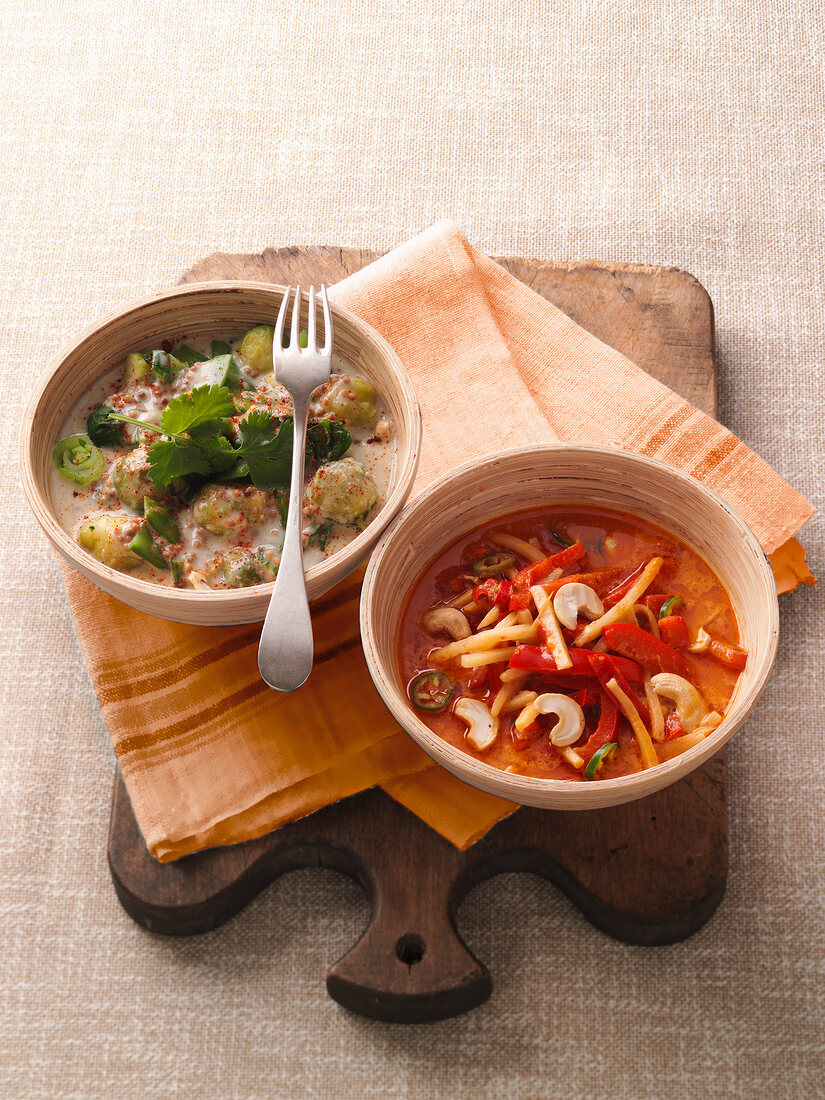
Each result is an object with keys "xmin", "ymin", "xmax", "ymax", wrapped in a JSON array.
[
  {"xmin": 197, "ymin": 433, "xmax": 240, "ymax": 475},
  {"xmin": 160, "ymin": 385, "xmax": 236, "ymax": 436},
  {"xmin": 274, "ymin": 489, "xmax": 289, "ymax": 526},
  {"xmin": 147, "ymin": 439, "xmax": 215, "ymax": 486},
  {"xmin": 147, "ymin": 433, "xmax": 239, "ymax": 487},
  {"xmin": 86, "ymin": 405, "xmax": 125, "ymax": 446},
  {"xmin": 236, "ymin": 412, "xmax": 294, "ymax": 491},
  {"xmin": 306, "ymin": 418, "xmax": 352, "ymax": 464}
]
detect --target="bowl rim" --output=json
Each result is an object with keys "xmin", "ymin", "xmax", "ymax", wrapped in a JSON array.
[
  {"xmin": 360, "ymin": 442, "xmax": 779, "ymax": 804},
  {"xmin": 21, "ymin": 279, "xmax": 422, "ymax": 613}
]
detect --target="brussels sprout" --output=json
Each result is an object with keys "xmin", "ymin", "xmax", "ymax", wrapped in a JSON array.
[
  {"xmin": 112, "ymin": 446, "xmax": 184, "ymax": 511},
  {"xmin": 192, "ymin": 483, "xmax": 269, "ymax": 535},
  {"xmin": 78, "ymin": 515, "xmax": 141, "ymax": 572},
  {"xmin": 324, "ymin": 376, "xmax": 377, "ymax": 427},
  {"xmin": 220, "ymin": 548, "xmax": 261, "ymax": 588},
  {"xmin": 305, "ymin": 457, "xmax": 378, "ymax": 526},
  {"xmin": 212, "ymin": 545, "xmax": 279, "ymax": 588},
  {"xmin": 237, "ymin": 325, "xmax": 275, "ymax": 375},
  {"xmin": 256, "ymin": 546, "xmax": 279, "ymax": 581},
  {"xmin": 123, "ymin": 352, "xmax": 150, "ymax": 386}
]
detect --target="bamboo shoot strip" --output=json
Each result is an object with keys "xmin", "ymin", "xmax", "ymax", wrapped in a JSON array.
[
  {"xmin": 575, "ymin": 557, "xmax": 663, "ymax": 647},
  {"xmin": 605, "ymin": 677, "xmax": 658, "ymax": 769}
]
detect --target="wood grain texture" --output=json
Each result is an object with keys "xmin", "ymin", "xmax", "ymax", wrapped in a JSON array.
[
  {"xmin": 109, "ymin": 246, "xmax": 728, "ymax": 1024},
  {"xmin": 180, "ymin": 248, "xmax": 716, "ymax": 414}
]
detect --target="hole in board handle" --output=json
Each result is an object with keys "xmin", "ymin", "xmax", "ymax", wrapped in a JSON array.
[{"xmin": 395, "ymin": 933, "xmax": 426, "ymax": 967}]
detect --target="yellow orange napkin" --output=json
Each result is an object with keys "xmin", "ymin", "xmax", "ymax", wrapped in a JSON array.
[{"xmin": 61, "ymin": 220, "xmax": 814, "ymax": 862}]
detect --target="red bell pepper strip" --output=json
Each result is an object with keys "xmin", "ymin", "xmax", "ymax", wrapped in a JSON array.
[
  {"xmin": 570, "ymin": 687, "xmax": 599, "ymax": 709},
  {"xmin": 508, "ymin": 644, "xmax": 644, "ymax": 684},
  {"xmin": 508, "ymin": 542, "xmax": 587, "ymax": 610},
  {"xmin": 665, "ymin": 712, "xmax": 685, "ymax": 739},
  {"xmin": 579, "ymin": 689, "xmax": 620, "ymax": 764},
  {"xmin": 708, "ymin": 640, "xmax": 748, "ymax": 669},
  {"xmin": 602, "ymin": 622, "xmax": 692, "ymax": 678},
  {"xmin": 539, "ymin": 567, "xmax": 624, "ymax": 599},
  {"xmin": 659, "ymin": 615, "xmax": 690, "ymax": 650},
  {"xmin": 473, "ymin": 578, "xmax": 513, "ymax": 608},
  {"xmin": 588, "ymin": 652, "xmax": 651, "ymax": 725},
  {"xmin": 508, "ymin": 588, "xmax": 533, "ymax": 612},
  {"xmin": 643, "ymin": 593, "xmax": 669, "ymax": 616},
  {"xmin": 602, "ymin": 563, "xmax": 646, "ymax": 609}
]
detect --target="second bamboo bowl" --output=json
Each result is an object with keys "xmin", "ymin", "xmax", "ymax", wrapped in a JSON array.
[{"xmin": 360, "ymin": 445, "xmax": 779, "ymax": 810}]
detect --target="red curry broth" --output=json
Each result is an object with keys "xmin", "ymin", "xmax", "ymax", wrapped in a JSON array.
[{"xmin": 397, "ymin": 507, "xmax": 743, "ymax": 781}]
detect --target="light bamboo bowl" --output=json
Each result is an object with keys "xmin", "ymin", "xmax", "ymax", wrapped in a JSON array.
[
  {"xmin": 21, "ymin": 282, "xmax": 421, "ymax": 625},
  {"xmin": 360, "ymin": 445, "xmax": 779, "ymax": 810}
]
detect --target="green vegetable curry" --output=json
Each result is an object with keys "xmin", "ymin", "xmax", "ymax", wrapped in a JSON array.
[{"xmin": 50, "ymin": 327, "xmax": 395, "ymax": 589}]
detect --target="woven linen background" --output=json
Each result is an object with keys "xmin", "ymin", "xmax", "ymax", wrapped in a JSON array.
[{"xmin": 2, "ymin": 0, "xmax": 823, "ymax": 1097}]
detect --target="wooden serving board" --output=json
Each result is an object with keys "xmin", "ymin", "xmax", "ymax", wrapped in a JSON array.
[{"xmin": 109, "ymin": 247, "xmax": 724, "ymax": 1024}]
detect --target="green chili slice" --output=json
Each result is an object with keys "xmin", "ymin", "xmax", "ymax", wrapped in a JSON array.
[
  {"xmin": 144, "ymin": 500, "xmax": 181, "ymax": 543},
  {"xmin": 172, "ymin": 344, "xmax": 208, "ymax": 365},
  {"xmin": 52, "ymin": 434, "xmax": 105, "ymax": 485},
  {"xmin": 659, "ymin": 595, "xmax": 684, "ymax": 619},
  {"xmin": 584, "ymin": 742, "xmax": 619, "ymax": 779},
  {"xmin": 151, "ymin": 349, "xmax": 186, "ymax": 383},
  {"xmin": 128, "ymin": 525, "xmax": 169, "ymax": 570},
  {"xmin": 472, "ymin": 552, "xmax": 517, "ymax": 578},
  {"xmin": 552, "ymin": 528, "xmax": 574, "ymax": 548},
  {"xmin": 171, "ymin": 559, "xmax": 186, "ymax": 587},
  {"xmin": 410, "ymin": 671, "xmax": 454, "ymax": 711}
]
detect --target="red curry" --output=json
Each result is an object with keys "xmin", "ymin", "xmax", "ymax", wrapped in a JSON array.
[{"xmin": 397, "ymin": 507, "xmax": 746, "ymax": 781}]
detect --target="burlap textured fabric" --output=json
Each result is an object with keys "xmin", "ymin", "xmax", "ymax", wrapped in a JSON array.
[{"xmin": 2, "ymin": 1, "xmax": 823, "ymax": 1097}]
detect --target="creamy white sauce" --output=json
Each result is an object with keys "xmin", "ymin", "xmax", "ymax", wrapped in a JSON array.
[{"xmin": 50, "ymin": 333, "xmax": 397, "ymax": 588}]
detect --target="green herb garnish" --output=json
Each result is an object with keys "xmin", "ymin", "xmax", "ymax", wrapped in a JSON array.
[
  {"xmin": 86, "ymin": 405, "xmax": 125, "ymax": 447},
  {"xmin": 306, "ymin": 418, "xmax": 352, "ymax": 464},
  {"xmin": 109, "ymin": 385, "xmax": 295, "ymax": 492},
  {"xmin": 306, "ymin": 521, "xmax": 334, "ymax": 551}
]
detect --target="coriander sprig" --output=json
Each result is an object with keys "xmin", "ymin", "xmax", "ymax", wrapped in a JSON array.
[{"xmin": 109, "ymin": 384, "xmax": 294, "ymax": 490}]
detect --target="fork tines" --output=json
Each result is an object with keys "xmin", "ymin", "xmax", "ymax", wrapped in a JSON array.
[{"xmin": 275, "ymin": 284, "xmax": 331, "ymax": 354}]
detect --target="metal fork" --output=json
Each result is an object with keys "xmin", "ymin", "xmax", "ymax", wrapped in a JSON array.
[{"xmin": 258, "ymin": 285, "xmax": 332, "ymax": 691}]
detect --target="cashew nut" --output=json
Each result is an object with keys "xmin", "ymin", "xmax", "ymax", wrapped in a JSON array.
[
  {"xmin": 420, "ymin": 606, "xmax": 472, "ymax": 641},
  {"xmin": 689, "ymin": 626, "xmax": 712, "ymax": 653},
  {"xmin": 553, "ymin": 583, "xmax": 605, "ymax": 630},
  {"xmin": 650, "ymin": 673, "xmax": 706, "ymax": 733},
  {"xmin": 533, "ymin": 693, "xmax": 586, "ymax": 747},
  {"xmin": 454, "ymin": 697, "xmax": 498, "ymax": 750}
]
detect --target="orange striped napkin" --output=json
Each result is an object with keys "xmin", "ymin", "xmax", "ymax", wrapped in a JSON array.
[{"xmin": 61, "ymin": 220, "xmax": 814, "ymax": 862}]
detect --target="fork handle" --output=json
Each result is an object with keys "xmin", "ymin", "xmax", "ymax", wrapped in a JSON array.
[{"xmin": 258, "ymin": 396, "xmax": 314, "ymax": 692}]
